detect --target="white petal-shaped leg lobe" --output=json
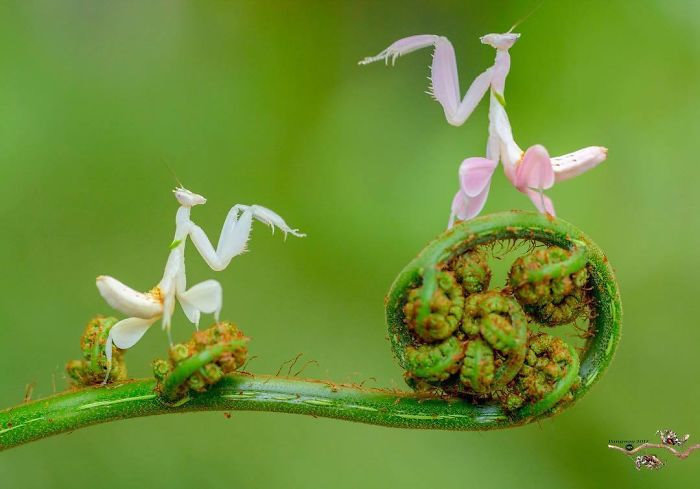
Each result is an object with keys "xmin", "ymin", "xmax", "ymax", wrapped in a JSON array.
[
  {"xmin": 178, "ymin": 279, "xmax": 222, "ymax": 327},
  {"xmin": 109, "ymin": 316, "xmax": 158, "ymax": 351},
  {"xmin": 515, "ymin": 145, "xmax": 555, "ymax": 191},
  {"xmin": 358, "ymin": 34, "xmax": 439, "ymax": 65},
  {"xmin": 458, "ymin": 157, "xmax": 498, "ymax": 197},
  {"xmin": 523, "ymin": 188, "xmax": 556, "ymax": 216},
  {"xmin": 179, "ymin": 299, "xmax": 200, "ymax": 326},
  {"xmin": 101, "ymin": 317, "xmax": 156, "ymax": 384},
  {"xmin": 552, "ymin": 146, "xmax": 608, "ymax": 182},
  {"xmin": 96, "ymin": 276, "xmax": 163, "ymax": 318}
]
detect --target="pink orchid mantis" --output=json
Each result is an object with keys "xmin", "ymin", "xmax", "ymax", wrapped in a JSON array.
[{"xmin": 360, "ymin": 32, "xmax": 607, "ymax": 226}]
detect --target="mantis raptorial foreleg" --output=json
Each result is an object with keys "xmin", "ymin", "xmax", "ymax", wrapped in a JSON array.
[
  {"xmin": 189, "ymin": 204, "xmax": 305, "ymax": 272},
  {"xmin": 360, "ymin": 35, "xmax": 494, "ymax": 127}
]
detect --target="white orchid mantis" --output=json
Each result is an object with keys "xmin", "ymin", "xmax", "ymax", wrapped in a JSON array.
[
  {"xmin": 360, "ymin": 32, "xmax": 607, "ymax": 225},
  {"xmin": 96, "ymin": 187, "xmax": 305, "ymax": 367}
]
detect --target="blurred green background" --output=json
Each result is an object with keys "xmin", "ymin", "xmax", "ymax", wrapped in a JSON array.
[{"xmin": 0, "ymin": 0, "xmax": 698, "ymax": 487}]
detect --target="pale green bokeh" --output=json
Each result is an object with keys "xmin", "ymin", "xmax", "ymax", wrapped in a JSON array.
[{"xmin": 0, "ymin": 1, "xmax": 698, "ymax": 487}]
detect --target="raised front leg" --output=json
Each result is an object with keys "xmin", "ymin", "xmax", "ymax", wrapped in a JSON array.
[
  {"xmin": 187, "ymin": 204, "xmax": 304, "ymax": 272},
  {"xmin": 360, "ymin": 34, "xmax": 493, "ymax": 126}
]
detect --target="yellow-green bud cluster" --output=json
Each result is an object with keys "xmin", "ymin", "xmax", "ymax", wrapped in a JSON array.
[
  {"xmin": 497, "ymin": 332, "xmax": 581, "ymax": 411},
  {"xmin": 403, "ymin": 251, "xmax": 529, "ymax": 397},
  {"xmin": 403, "ymin": 271, "xmax": 464, "ymax": 341},
  {"xmin": 459, "ymin": 291, "xmax": 527, "ymax": 394},
  {"xmin": 154, "ymin": 321, "xmax": 248, "ymax": 399},
  {"xmin": 509, "ymin": 246, "xmax": 589, "ymax": 325},
  {"xmin": 404, "ymin": 336, "xmax": 464, "ymax": 382},
  {"xmin": 452, "ymin": 251, "xmax": 491, "ymax": 294},
  {"xmin": 66, "ymin": 316, "xmax": 127, "ymax": 386},
  {"xmin": 399, "ymin": 246, "xmax": 584, "ymax": 413}
]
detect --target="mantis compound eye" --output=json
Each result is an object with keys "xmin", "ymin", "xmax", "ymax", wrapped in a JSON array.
[{"xmin": 386, "ymin": 211, "xmax": 621, "ymax": 425}]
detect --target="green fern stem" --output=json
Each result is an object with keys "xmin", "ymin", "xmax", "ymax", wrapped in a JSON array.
[
  {"xmin": 0, "ymin": 211, "xmax": 621, "ymax": 450},
  {"xmin": 1, "ymin": 370, "xmax": 579, "ymax": 451}
]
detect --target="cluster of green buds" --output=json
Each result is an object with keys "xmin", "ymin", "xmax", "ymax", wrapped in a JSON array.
[
  {"xmin": 387, "ymin": 213, "xmax": 621, "ymax": 423},
  {"xmin": 66, "ymin": 316, "xmax": 127, "ymax": 386},
  {"xmin": 153, "ymin": 321, "xmax": 249, "ymax": 402},
  {"xmin": 509, "ymin": 246, "xmax": 589, "ymax": 325},
  {"xmin": 403, "ymin": 271, "xmax": 465, "ymax": 341},
  {"xmin": 460, "ymin": 291, "xmax": 527, "ymax": 394},
  {"xmin": 497, "ymin": 332, "xmax": 580, "ymax": 412},
  {"xmin": 399, "ymin": 245, "xmax": 586, "ymax": 412}
]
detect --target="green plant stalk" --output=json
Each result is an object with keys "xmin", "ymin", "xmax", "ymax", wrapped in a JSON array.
[
  {"xmin": 3, "ymin": 373, "xmax": 553, "ymax": 451},
  {"xmin": 0, "ymin": 211, "xmax": 621, "ymax": 451}
]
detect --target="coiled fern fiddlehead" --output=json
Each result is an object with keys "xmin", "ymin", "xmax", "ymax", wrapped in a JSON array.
[{"xmin": 0, "ymin": 211, "xmax": 621, "ymax": 450}]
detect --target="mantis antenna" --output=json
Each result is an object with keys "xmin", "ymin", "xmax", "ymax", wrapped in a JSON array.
[
  {"xmin": 162, "ymin": 158, "xmax": 185, "ymax": 189},
  {"xmin": 507, "ymin": 1, "xmax": 544, "ymax": 33}
]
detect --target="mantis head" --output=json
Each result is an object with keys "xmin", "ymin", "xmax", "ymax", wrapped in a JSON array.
[
  {"xmin": 480, "ymin": 33, "xmax": 520, "ymax": 50},
  {"xmin": 173, "ymin": 187, "xmax": 207, "ymax": 207}
]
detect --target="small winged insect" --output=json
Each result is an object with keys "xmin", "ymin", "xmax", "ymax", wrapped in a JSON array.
[
  {"xmin": 657, "ymin": 429, "xmax": 690, "ymax": 446},
  {"xmin": 635, "ymin": 454, "xmax": 664, "ymax": 470}
]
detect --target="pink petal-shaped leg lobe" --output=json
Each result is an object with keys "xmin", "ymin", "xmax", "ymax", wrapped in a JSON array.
[
  {"xmin": 552, "ymin": 146, "xmax": 608, "ymax": 182},
  {"xmin": 448, "ymin": 156, "xmax": 498, "ymax": 227},
  {"xmin": 449, "ymin": 185, "xmax": 492, "ymax": 226},
  {"xmin": 523, "ymin": 188, "xmax": 556, "ymax": 216},
  {"xmin": 514, "ymin": 144, "xmax": 555, "ymax": 191},
  {"xmin": 459, "ymin": 157, "xmax": 498, "ymax": 197}
]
